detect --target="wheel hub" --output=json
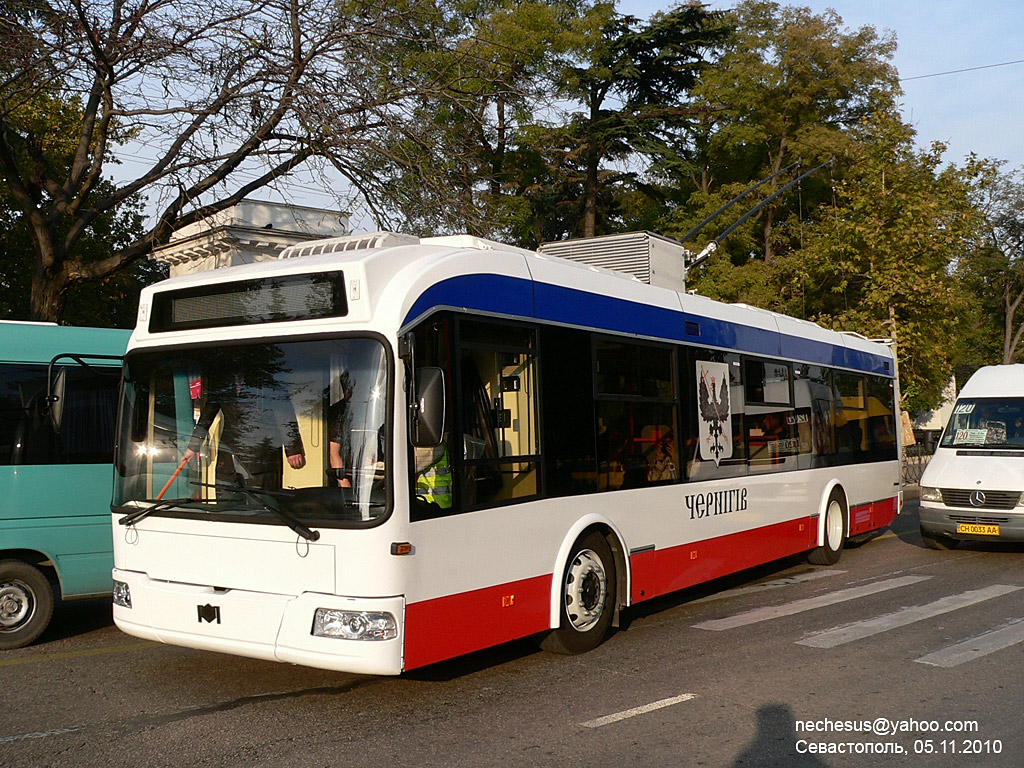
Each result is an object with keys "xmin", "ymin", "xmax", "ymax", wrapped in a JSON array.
[
  {"xmin": 565, "ymin": 549, "xmax": 607, "ymax": 632},
  {"xmin": 0, "ymin": 583, "xmax": 32, "ymax": 629}
]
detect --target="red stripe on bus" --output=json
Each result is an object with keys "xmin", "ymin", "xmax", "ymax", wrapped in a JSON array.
[
  {"xmin": 849, "ymin": 496, "xmax": 899, "ymax": 536},
  {"xmin": 631, "ymin": 516, "xmax": 817, "ymax": 602},
  {"xmin": 404, "ymin": 574, "xmax": 552, "ymax": 670}
]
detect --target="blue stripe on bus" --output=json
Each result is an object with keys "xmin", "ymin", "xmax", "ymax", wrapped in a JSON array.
[
  {"xmin": 402, "ymin": 274, "xmax": 892, "ymax": 375},
  {"xmin": 404, "ymin": 274, "xmax": 535, "ymax": 327}
]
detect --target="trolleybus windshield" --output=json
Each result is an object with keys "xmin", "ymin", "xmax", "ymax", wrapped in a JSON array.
[{"xmin": 114, "ymin": 337, "xmax": 390, "ymax": 526}]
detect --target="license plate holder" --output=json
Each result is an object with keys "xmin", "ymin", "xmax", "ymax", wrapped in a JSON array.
[{"xmin": 956, "ymin": 523, "xmax": 1000, "ymax": 536}]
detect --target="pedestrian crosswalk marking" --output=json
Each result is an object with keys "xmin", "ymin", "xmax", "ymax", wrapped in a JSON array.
[
  {"xmin": 692, "ymin": 575, "xmax": 931, "ymax": 631},
  {"xmin": 797, "ymin": 584, "xmax": 1023, "ymax": 648},
  {"xmin": 689, "ymin": 569, "xmax": 847, "ymax": 605},
  {"xmin": 916, "ymin": 618, "xmax": 1024, "ymax": 667}
]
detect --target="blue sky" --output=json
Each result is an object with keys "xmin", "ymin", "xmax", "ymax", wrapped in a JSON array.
[{"xmin": 621, "ymin": 0, "xmax": 1024, "ymax": 171}]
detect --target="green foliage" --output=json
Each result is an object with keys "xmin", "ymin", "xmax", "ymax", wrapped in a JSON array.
[
  {"xmin": 0, "ymin": 90, "xmax": 155, "ymax": 326},
  {"xmin": 540, "ymin": 2, "xmax": 725, "ymax": 239},
  {"xmin": 379, "ymin": 0, "xmax": 611, "ymax": 238},
  {"xmin": 955, "ymin": 164, "xmax": 1024, "ymax": 368},
  {"xmin": 661, "ymin": 0, "xmax": 898, "ymax": 264},
  {"xmin": 790, "ymin": 111, "xmax": 985, "ymax": 411}
]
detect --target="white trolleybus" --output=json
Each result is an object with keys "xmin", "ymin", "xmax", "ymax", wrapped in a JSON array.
[{"xmin": 111, "ymin": 233, "xmax": 901, "ymax": 674}]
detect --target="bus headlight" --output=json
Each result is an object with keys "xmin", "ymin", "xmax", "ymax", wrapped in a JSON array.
[
  {"xmin": 113, "ymin": 580, "xmax": 132, "ymax": 609},
  {"xmin": 312, "ymin": 609, "xmax": 397, "ymax": 641},
  {"xmin": 919, "ymin": 486, "xmax": 943, "ymax": 503}
]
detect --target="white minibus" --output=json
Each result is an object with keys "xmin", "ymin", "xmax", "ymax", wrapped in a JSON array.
[{"xmin": 919, "ymin": 364, "xmax": 1024, "ymax": 548}]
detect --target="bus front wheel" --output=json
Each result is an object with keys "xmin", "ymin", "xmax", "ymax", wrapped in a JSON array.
[
  {"xmin": 808, "ymin": 492, "xmax": 847, "ymax": 566},
  {"xmin": 541, "ymin": 531, "xmax": 617, "ymax": 655},
  {"xmin": 0, "ymin": 560, "xmax": 54, "ymax": 650}
]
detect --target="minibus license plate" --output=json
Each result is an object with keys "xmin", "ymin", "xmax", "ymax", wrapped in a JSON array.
[{"xmin": 956, "ymin": 523, "xmax": 1000, "ymax": 536}]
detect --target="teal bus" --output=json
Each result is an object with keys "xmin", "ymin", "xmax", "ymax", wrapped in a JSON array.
[{"xmin": 1, "ymin": 321, "xmax": 128, "ymax": 649}]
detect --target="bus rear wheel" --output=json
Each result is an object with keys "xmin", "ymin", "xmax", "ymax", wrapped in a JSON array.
[
  {"xmin": 808, "ymin": 492, "xmax": 847, "ymax": 566},
  {"xmin": 0, "ymin": 560, "xmax": 54, "ymax": 650},
  {"xmin": 541, "ymin": 532, "xmax": 616, "ymax": 655}
]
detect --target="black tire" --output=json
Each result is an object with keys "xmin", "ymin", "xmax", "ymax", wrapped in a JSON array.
[
  {"xmin": 0, "ymin": 559, "xmax": 55, "ymax": 650},
  {"xmin": 541, "ymin": 531, "xmax": 617, "ymax": 655},
  {"xmin": 921, "ymin": 528, "xmax": 959, "ymax": 551},
  {"xmin": 808, "ymin": 491, "xmax": 847, "ymax": 566}
]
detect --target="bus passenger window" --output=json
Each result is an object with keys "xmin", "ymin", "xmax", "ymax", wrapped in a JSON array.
[
  {"xmin": 744, "ymin": 359, "xmax": 797, "ymax": 470},
  {"xmin": 457, "ymin": 321, "xmax": 539, "ymax": 510},
  {"xmin": 835, "ymin": 373, "xmax": 869, "ymax": 463},
  {"xmin": 595, "ymin": 340, "xmax": 678, "ymax": 491},
  {"xmin": 794, "ymin": 365, "xmax": 835, "ymax": 469}
]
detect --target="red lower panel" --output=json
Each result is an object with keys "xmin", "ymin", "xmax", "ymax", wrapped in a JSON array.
[
  {"xmin": 849, "ymin": 496, "xmax": 899, "ymax": 536},
  {"xmin": 639, "ymin": 517, "xmax": 815, "ymax": 601},
  {"xmin": 404, "ymin": 573, "xmax": 551, "ymax": 671}
]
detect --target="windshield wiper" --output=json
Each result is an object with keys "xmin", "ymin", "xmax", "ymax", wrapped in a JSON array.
[
  {"xmin": 118, "ymin": 498, "xmax": 197, "ymax": 527},
  {"xmin": 228, "ymin": 485, "xmax": 321, "ymax": 542}
]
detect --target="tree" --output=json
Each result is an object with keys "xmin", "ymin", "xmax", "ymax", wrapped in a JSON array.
[
  {"xmin": 0, "ymin": 86, "xmax": 160, "ymax": 326},
  {"xmin": 542, "ymin": 3, "xmax": 723, "ymax": 239},
  {"xmin": 959, "ymin": 165, "xmax": 1024, "ymax": 366},
  {"xmin": 788, "ymin": 111, "xmax": 985, "ymax": 412},
  {"xmin": 0, "ymin": 0, "xmax": 506, "ymax": 322},
  {"xmin": 378, "ymin": 0, "xmax": 606, "ymax": 240},
  {"xmin": 662, "ymin": 0, "xmax": 898, "ymax": 265}
]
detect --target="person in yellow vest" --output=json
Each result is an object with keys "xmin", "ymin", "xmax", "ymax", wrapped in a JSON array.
[{"xmin": 414, "ymin": 441, "xmax": 452, "ymax": 510}]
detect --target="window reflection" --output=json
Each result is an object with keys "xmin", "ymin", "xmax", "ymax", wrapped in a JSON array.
[
  {"xmin": 596, "ymin": 340, "xmax": 678, "ymax": 490},
  {"xmin": 116, "ymin": 338, "xmax": 389, "ymax": 525}
]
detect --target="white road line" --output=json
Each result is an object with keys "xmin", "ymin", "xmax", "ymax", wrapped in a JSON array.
[
  {"xmin": 581, "ymin": 694, "xmax": 697, "ymax": 729},
  {"xmin": 689, "ymin": 569, "xmax": 848, "ymax": 605},
  {"xmin": 916, "ymin": 619, "xmax": 1024, "ymax": 668},
  {"xmin": 692, "ymin": 575, "xmax": 931, "ymax": 631},
  {"xmin": 0, "ymin": 725, "xmax": 85, "ymax": 744},
  {"xmin": 797, "ymin": 584, "xmax": 1023, "ymax": 648}
]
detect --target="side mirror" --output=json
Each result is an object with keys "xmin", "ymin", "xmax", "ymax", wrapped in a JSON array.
[
  {"xmin": 412, "ymin": 367, "xmax": 446, "ymax": 447},
  {"xmin": 48, "ymin": 368, "xmax": 67, "ymax": 433}
]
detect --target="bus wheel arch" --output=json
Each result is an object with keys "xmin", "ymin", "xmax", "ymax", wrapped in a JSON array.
[
  {"xmin": 0, "ymin": 558, "xmax": 56, "ymax": 650},
  {"xmin": 809, "ymin": 486, "xmax": 848, "ymax": 566},
  {"xmin": 541, "ymin": 524, "xmax": 624, "ymax": 655}
]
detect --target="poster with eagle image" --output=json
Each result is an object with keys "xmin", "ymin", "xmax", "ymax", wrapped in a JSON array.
[{"xmin": 697, "ymin": 361, "xmax": 732, "ymax": 466}]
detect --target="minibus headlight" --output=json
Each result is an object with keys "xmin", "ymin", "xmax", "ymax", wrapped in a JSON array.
[
  {"xmin": 1017, "ymin": 493, "xmax": 1024, "ymax": 508},
  {"xmin": 312, "ymin": 609, "xmax": 397, "ymax": 641},
  {"xmin": 919, "ymin": 486, "xmax": 943, "ymax": 503},
  {"xmin": 113, "ymin": 580, "xmax": 132, "ymax": 609}
]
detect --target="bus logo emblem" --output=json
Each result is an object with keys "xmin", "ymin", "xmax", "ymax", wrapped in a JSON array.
[
  {"xmin": 198, "ymin": 604, "xmax": 222, "ymax": 624},
  {"xmin": 970, "ymin": 491, "xmax": 987, "ymax": 507},
  {"xmin": 697, "ymin": 362, "xmax": 732, "ymax": 466}
]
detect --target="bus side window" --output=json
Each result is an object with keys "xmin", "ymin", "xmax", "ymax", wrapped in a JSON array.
[
  {"xmin": 595, "ymin": 339, "xmax": 678, "ymax": 491},
  {"xmin": 456, "ymin": 320, "xmax": 539, "ymax": 510}
]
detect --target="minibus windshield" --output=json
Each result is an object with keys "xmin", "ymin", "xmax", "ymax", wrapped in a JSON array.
[{"xmin": 939, "ymin": 398, "xmax": 1024, "ymax": 449}]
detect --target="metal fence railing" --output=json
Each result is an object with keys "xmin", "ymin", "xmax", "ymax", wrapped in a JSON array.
[{"xmin": 902, "ymin": 443, "xmax": 933, "ymax": 486}]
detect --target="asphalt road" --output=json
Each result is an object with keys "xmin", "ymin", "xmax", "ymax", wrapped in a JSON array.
[{"xmin": 4, "ymin": 498, "xmax": 1024, "ymax": 768}]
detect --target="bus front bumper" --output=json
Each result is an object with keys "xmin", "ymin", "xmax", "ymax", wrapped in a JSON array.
[
  {"xmin": 112, "ymin": 569, "xmax": 405, "ymax": 675},
  {"xmin": 919, "ymin": 502, "xmax": 1024, "ymax": 543}
]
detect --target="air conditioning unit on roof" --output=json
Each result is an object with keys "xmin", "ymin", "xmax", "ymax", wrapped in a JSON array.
[{"xmin": 538, "ymin": 231, "xmax": 690, "ymax": 291}]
